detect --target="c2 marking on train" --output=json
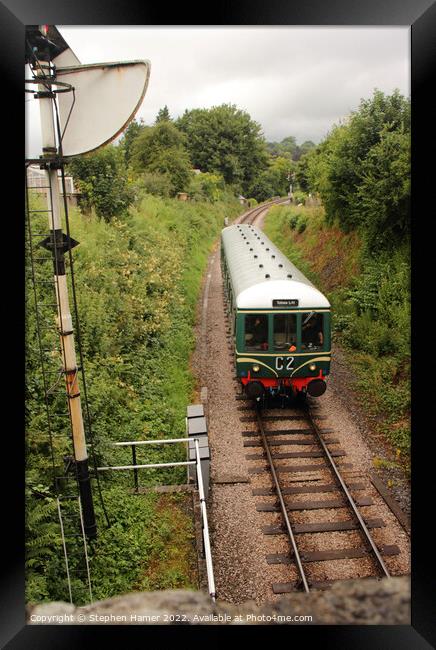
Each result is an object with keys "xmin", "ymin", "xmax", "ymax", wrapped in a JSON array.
[{"xmin": 275, "ymin": 357, "xmax": 294, "ymax": 371}]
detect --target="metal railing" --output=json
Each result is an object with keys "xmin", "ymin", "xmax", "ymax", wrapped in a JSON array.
[{"xmin": 97, "ymin": 437, "xmax": 216, "ymax": 601}]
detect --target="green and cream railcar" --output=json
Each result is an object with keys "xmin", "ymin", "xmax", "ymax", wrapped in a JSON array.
[{"xmin": 221, "ymin": 224, "xmax": 331, "ymax": 399}]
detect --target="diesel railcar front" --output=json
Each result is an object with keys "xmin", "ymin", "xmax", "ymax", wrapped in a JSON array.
[{"xmin": 221, "ymin": 224, "xmax": 331, "ymax": 400}]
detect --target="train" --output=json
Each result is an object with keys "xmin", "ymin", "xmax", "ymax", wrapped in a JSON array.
[{"xmin": 221, "ymin": 223, "xmax": 331, "ymax": 401}]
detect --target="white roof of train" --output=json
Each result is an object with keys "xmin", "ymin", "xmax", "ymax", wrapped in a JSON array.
[{"xmin": 221, "ymin": 224, "xmax": 330, "ymax": 309}]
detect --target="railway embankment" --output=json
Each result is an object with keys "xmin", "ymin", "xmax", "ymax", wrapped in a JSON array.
[
  {"xmin": 263, "ymin": 203, "xmax": 410, "ymax": 511},
  {"xmin": 26, "ymin": 192, "xmax": 242, "ymax": 605}
]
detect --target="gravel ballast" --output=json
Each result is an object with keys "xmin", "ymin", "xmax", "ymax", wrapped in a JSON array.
[{"xmin": 190, "ymin": 210, "xmax": 410, "ymax": 614}]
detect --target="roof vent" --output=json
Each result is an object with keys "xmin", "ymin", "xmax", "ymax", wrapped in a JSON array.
[
  {"xmin": 266, "ymin": 248, "xmax": 270, "ymax": 251},
  {"xmin": 287, "ymin": 274, "xmax": 292, "ymax": 278},
  {"xmin": 259, "ymin": 264, "xmax": 263, "ymax": 268},
  {"xmin": 249, "ymin": 248, "xmax": 253, "ymax": 251},
  {"xmin": 265, "ymin": 274, "xmax": 270, "ymax": 279},
  {"xmin": 278, "ymin": 264, "xmax": 283, "ymax": 268},
  {"xmin": 254, "ymin": 255, "xmax": 258, "ymax": 259},
  {"xmin": 261, "ymin": 242, "xmax": 264, "ymax": 245}
]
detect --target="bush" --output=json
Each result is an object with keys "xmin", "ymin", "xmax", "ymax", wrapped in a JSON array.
[
  {"xmin": 297, "ymin": 218, "xmax": 307, "ymax": 233},
  {"xmin": 134, "ymin": 172, "xmax": 173, "ymax": 198},
  {"xmin": 293, "ymin": 190, "xmax": 307, "ymax": 205},
  {"xmin": 189, "ymin": 171, "xmax": 226, "ymax": 202},
  {"xmin": 68, "ymin": 146, "xmax": 134, "ymax": 222},
  {"xmin": 289, "ymin": 214, "xmax": 299, "ymax": 230},
  {"xmin": 287, "ymin": 210, "xmax": 307, "ymax": 233}
]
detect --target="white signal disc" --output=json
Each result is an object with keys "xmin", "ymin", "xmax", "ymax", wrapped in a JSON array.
[{"xmin": 56, "ymin": 60, "xmax": 151, "ymax": 157}]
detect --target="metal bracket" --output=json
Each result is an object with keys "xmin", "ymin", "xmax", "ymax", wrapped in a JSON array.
[{"xmin": 38, "ymin": 230, "xmax": 80, "ymax": 254}]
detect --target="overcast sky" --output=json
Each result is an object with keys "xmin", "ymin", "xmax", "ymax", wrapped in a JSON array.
[{"xmin": 26, "ymin": 26, "xmax": 409, "ymax": 158}]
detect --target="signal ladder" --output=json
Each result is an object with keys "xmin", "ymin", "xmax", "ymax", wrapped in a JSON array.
[{"xmin": 25, "ymin": 166, "xmax": 93, "ymax": 604}]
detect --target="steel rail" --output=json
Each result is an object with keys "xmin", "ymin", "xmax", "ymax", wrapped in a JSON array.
[
  {"xmin": 255, "ymin": 406, "xmax": 310, "ymax": 592},
  {"xmin": 305, "ymin": 405, "xmax": 391, "ymax": 578},
  {"xmin": 238, "ymin": 197, "xmax": 289, "ymax": 225}
]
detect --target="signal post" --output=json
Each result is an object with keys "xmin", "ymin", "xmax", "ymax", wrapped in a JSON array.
[
  {"xmin": 28, "ymin": 25, "xmax": 150, "ymax": 541},
  {"xmin": 36, "ymin": 60, "xmax": 97, "ymax": 539}
]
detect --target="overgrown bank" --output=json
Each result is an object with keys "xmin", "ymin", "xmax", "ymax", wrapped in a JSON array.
[
  {"xmin": 264, "ymin": 203, "xmax": 410, "ymax": 467},
  {"xmin": 26, "ymin": 192, "xmax": 242, "ymax": 604}
]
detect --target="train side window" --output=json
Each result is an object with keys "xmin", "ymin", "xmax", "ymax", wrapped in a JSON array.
[
  {"xmin": 301, "ymin": 312, "xmax": 324, "ymax": 350},
  {"xmin": 274, "ymin": 314, "xmax": 297, "ymax": 351},
  {"xmin": 245, "ymin": 314, "xmax": 268, "ymax": 350}
]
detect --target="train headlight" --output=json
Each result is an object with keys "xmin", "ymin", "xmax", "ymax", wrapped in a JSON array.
[
  {"xmin": 309, "ymin": 364, "xmax": 316, "ymax": 371},
  {"xmin": 252, "ymin": 364, "xmax": 260, "ymax": 372}
]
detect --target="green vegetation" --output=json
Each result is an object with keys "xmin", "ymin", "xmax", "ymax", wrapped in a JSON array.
[
  {"xmin": 265, "ymin": 203, "xmax": 410, "ymax": 461},
  {"xmin": 71, "ymin": 103, "xmax": 314, "ymax": 212},
  {"xmin": 248, "ymin": 156, "xmax": 294, "ymax": 202},
  {"xmin": 267, "ymin": 136, "xmax": 315, "ymax": 162},
  {"xmin": 130, "ymin": 120, "xmax": 193, "ymax": 196},
  {"xmin": 68, "ymin": 146, "xmax": 134, "ymax": 221},
  {"xmin": 26, "ymin": 190, "xmax": 242, "ymax": 604},
  {"xmin": 302, "ymin": 89, "xmax": 410, "ymax": 252},
  {"xmin": 176, "ymin": 103, "xmax": 268, "ymax": 194},
  {"xmin": 264, "ymin": 89, "xmax": 410, "ymax": 466}
]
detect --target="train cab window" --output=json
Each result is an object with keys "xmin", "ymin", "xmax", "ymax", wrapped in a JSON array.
[
  {"xmin": 301, "ymin": 312, "xmax": 324, "ymax": 350},
  {"xmin": 274, "ymin": 314, "xmax": 297, "ymax": 351},
  {"xmin": 245, "ymin": 314, "xmax": 268, "ymax": 351}
]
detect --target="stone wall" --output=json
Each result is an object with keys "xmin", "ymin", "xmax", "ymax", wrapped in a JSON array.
[{"xmin": 27, "ymin": 576, "xmax": 410, "ymax": 626}]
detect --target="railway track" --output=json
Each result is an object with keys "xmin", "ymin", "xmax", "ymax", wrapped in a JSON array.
[
  {"xmin": 219, "ymin": 198, "xmax": 406, "ymax": 599},
  {"xmin": 237, "ymin": 395, "xmax": 401, "ymax": 593},
  {"xmin": 237, "ymin": 197, "xmax": 289, "ymax": 226}
]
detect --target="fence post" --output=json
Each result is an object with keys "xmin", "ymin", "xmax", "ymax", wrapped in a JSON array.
[
  {"xmin": 131, "ymin": 444, "xmax": 138, "ymax": 492},
  {"xmin": 186, "ymin": 404, "xmax": 210, "ymax": 495}
]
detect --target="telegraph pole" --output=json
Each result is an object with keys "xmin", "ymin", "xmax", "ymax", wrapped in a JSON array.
[{"xmin": 35, "ymin": 58, "xmax": 97, "ymax": 539}]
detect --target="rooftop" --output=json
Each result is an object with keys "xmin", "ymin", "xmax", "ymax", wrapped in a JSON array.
[{"xmin": 221, "ymin": 224, "xmax": 330, "ymax": 310}]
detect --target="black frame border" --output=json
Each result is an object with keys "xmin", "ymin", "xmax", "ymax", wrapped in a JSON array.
[{"xmin": 2, "ymin": 0, "xmax": 435, "ymax": 646}]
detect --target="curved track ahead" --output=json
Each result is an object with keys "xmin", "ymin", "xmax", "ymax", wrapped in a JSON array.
[{"xmin": 237, "ymin": 197, "xmax": 290, "ymax": 226}]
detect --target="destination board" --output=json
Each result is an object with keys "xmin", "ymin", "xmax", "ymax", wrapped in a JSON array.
[{"xmin": 273, "ymin": 299, "xmax": 299, "ymax": 307}]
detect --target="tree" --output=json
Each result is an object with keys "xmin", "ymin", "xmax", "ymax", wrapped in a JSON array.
[
  {"xmin": 303, "ymin": 89, "xmax": 410, "ymax": 236},
  {"xmin": 68, "ymin": 145, "xmax": 134, "ymax": 222},
  {"xmin": 176, "ymin": 104, "xmax": 268, "ymax": 194},
  {"xmin": 120, "ymin": 119, "xmax": 145, "ymax": 165},
  {"xmin": 130, "ymin": 121, "xmax": 192, "ymax": 196},
  {"xmin": 267, "ymin": 136, "xmax": 297, "ymax": 160},
  {"xmin": 323, "ymin": 89, "xmax": 410, "ymax": 231},
  {"xmin": 248, "ymin": 156, "xmax": 294, "ymax": 202},
  {"xmin": 356, "ymin": 128, "xmax": 410, "ymax": 251},
  {"xmin": 155, "ymin": 105, "xmax": 171, "ymax": 123},
  {"xmin": 295, "ymin": 149, "xmax": 313, "ymax": 192},
  {"xmin": 293, "ymin": 140, "xmax": 316, "ymax": 162}
]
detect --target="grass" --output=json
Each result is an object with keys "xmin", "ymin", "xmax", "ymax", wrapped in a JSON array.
[{"xmin": 26, "ymin": 190, "xmax": 243, "ymax": 604}]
